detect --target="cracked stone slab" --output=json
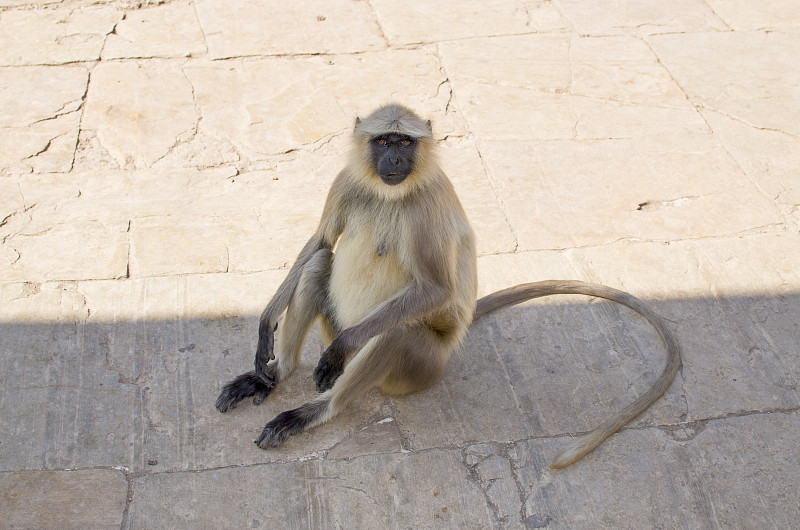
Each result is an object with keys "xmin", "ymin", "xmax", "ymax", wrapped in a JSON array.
[
  {"xmin": 558, "ymin": 0, "xmax": 727, "ymax": 36},
  {"xmin": 183, "ymin": 50, "xmax": 464, "ymax": 160},
  {"xmin": 477, "ymin": 136, "xmax": 782, "ymax": 250},
  {"xmin": 127, "ymin": 449, "xmax": 493, "ymax": 527},
  {"xmin": 23, "ymin": 166, "xmax": 240, "ymax": 222},
  {"xmin": 0, "ymin": 282, "xmax": 88, "ymax": 324},
  {"xmin": 195, "ymin": 0, "xmax": 384, "ymax": 59},
  {"xmin": 0, "ymin": 218, "xmax": 129, "ymax": 282},
  {"xmin": 0, "ymin": 302, "xmax": 138, "ymax": 470},
  {"xmin": 0, "ymin": 469, "xmax": 127, "ymax": 528},
  {"xmin": 648, "ymin": 30, "xmax": 800, "ymax": 137},
  {"xmin": 82, "ymin": 60, "xmax": 198, "ymax": 169},
  {"xmin": 453, "ymin": 81, "xmax": 709, "ymax": 140},
  {"xmin": 0, "ymin": 5, "xmax": 120, "ymax": 66},
  {"xmin": 0, "ymin": 66, "xmax": 86, "ymax": 174},
  {"xmin": 12, "ymin": 163, "xmax": 327, "ymax": 278},
  {"xmin": 102, "ymin": 0, "xmax": 207, "ymax": 59},
  {"xmin": 512, "ymin": 411, "xmax": 800, "ymax": 527},
  {"xmin": 701, "ymin": 109, "xmax": 800, "ymax": 229},
  {"xmin": 464, "ymin": 444, "xmax": 523, "ymax": 526},
  {"xmin": 0, "ymin": 66, "xmax": 87, "ymax": 127},
  {"xmin": 438, "ymin": 138, "xmax": 516, "ymax": 255},
  {"xmin": 0, "ymin": 112, "xmax": 80, "ymax": 174},
  {"xmin": 441, "ymin": 34, "xmax": 689, "ymax": 109},
  {"xmin": 705, "ymin": 0, "xmax": 800, "ymax": 30},
  {"xmin": 0, "ymin": 176, "xmax": 24, "ymax": 228},
  {"xmin": 114, "ymin": 164, "xmax": 328, "ymax": 275},
  {"xmin": 372, "ymin": 0, "xmax": 565, "ymax": 45}
]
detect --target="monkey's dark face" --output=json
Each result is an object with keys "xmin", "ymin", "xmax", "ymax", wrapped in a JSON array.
[{"xmin": 371, "ymin": 133, "xmax": 417, "ymax": 186}]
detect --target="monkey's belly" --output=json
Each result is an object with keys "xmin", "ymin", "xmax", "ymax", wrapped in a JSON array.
[{"xmin": 329, "ymin": 238, "xmax": 411, "ymax": 328}]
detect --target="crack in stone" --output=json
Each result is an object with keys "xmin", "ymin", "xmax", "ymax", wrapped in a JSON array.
[
  {"xmin": 700, "ymin": 106, "xmax": 799, "ymax": 140},
  {"xmin": 461, "ymin": 443, "xmax": 525, "ymax": 526},
  {"xmin": 339, "ymin": 485, "xmax": 381, "ymax": 507}
]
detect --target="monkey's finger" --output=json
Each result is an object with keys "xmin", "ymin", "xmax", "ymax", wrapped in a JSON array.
[
  {"xmin": 252, "ymin": 385, "xmax": 272, "ymax": 405},
  {"xmin": 215, "ymin": 392, "xmax": 242, "ymax": 413}
]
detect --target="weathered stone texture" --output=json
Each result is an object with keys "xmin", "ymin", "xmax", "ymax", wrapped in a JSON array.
[
  {"xmin": 0, "ymin": 6, "xmax": 120, "ymax": 66},
  {"xmin": 195, "ymin": 0, "xmax": 385, "ymax": 59},
  {"xmin": 648, "ymin": 30, "xmax": 800, "ymax": 137},
  {"xmin": 82, "ymin": 60, "xmax": 198, "ymax": 169},
  {"xmin": 558, "ymin": 0, "xmax": 728, "ymax": 36},
  {"xmin": 705, "ymin": 0, "xmax": 800, "ymax": 30},
  {"xmin": 514, "ymin": 412, "xmax": 800, "ymax": 528},
  {"xmin": 102, "ymin": 0, "xmax": 207, "ymax": 59},
  {"xmin": 127, "ymin": 450, "xmax": 493, "ymax": 528},
  {"xmin": 372, "ymin": 0, "xmax": 565, "ymax": 45},
  {"xmin": 478, "ymin": 136, "xmax": 781, "ymax": 250},
  {"xmin": 0, "ymin": 469, "xmax": 127, "ymax": 528}
]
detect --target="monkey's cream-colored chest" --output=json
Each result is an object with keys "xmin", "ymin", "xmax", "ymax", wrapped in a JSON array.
[{"xmin": 329, "ymin": 211, "xmax": 412, "ymax": 328}]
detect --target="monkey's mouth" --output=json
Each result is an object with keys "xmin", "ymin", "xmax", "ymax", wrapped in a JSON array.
[{"xmin": 380, "ymin": 173, "xmax": 407, "ymax": 186}]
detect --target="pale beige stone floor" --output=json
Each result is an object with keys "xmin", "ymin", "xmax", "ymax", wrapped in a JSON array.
[{"xmin": 1, "ymin": 0, "xmax": 799, "ymax": 528}]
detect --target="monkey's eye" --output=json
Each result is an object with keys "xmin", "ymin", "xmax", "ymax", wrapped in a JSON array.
[
  {"xmin": 375, "ymin": 137, "xmax": 387, "ymax": 146},
  {"xmin": 400, "ymin": 138, "xmax": 413, "ymax": 147}
]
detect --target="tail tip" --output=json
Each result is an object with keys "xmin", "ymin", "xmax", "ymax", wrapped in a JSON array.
[{"xmin": 549, "ymin": 438, "xmax": 589, "ymax": 469}]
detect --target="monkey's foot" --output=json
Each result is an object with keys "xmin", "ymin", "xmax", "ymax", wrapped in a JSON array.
[
  {"xmin": 255, "ymin": 410, "xmax": 305, "ymax": 449},
  {"xmin": 216, "ymin": 370, "xmax": 275, "ymax": 413},
  {"xmin": 255, "ymin": 399, "xmax": 330, "ymax": 449}
]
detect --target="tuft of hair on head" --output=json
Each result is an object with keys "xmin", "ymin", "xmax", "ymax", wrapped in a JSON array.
[{"xmin": 353, "ymin": 103, "xmax": 433, "ymax": 139}]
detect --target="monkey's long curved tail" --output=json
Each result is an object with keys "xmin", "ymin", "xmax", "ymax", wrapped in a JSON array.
[{"xmin": 474, "ymin": 280, "xmax": 681, "ymax": 469}]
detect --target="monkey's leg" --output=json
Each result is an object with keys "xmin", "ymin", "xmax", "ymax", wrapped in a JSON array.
[
  {"xmin": 217, "ymin": 249, "xmax": 332, "ymax": 413},
  {"xmin": 255, "ymin": 325, "xmax": 448, "ymax": 448},
  {"xmin": 271, "ymin": 248, "xmax": 332, "ymax": 380}
]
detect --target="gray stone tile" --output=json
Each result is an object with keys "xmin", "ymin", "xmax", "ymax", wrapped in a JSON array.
[
  {"xmin": 0, "ymin": 469, "xmax": 127, "ymax": 528},
  {"xmin": 127, "ymin": 449, "xmax": 494, "ymax": 528}
]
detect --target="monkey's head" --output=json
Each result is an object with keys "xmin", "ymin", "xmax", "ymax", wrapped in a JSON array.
[{"xmin": 352, "ymin": 104, "xmax": 435, "ymax": 196}]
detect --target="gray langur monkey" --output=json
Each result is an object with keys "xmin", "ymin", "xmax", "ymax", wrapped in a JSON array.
[{"xmin": 216, "ymin": 103, "xmax": 680, "ymax": 469}]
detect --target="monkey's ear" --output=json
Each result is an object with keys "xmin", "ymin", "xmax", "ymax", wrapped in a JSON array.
[
  {"xmin": 354, "ymin": 117, "xmax": 361, "ymax": 131},
  {"xmin": 426, "ymin": 120, "xmax": 432, "ymax": 131}
]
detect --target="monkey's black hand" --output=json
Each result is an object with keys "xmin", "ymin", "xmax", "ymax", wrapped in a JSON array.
[
  {"xmin": 216, "ymin": 370, "xmax": 275, "ymax": 413},
  {"xmin": 254, "ymin": 320, "xmax": 276, "ymax": 384},
  {"xmin": 313, "ymin": 338, "xmax": 350, "ymax": 392}
]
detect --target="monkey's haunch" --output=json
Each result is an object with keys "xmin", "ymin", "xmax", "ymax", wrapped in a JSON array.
[{"xmin": 475, "ymin": 280, "xmax": 681, "ymax": 469}]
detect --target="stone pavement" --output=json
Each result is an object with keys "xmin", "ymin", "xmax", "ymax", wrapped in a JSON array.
[{"xmin": 1, "ymin": 0, "xmax": 799, "ymax": 527}]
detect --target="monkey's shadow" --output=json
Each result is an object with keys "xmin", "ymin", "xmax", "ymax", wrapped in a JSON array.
[{"xmin": 1, "ymin": 292, "xmax": 796, "ymax": 473}]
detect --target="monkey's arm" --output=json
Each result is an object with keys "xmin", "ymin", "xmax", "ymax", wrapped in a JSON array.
[
  {"xmin": 254, "ymin": 236, "xmax": 328, "ymax": 377},
  {"xmin": 254, "ymin": 177, "xmax": 346, "ymax": 382}
]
